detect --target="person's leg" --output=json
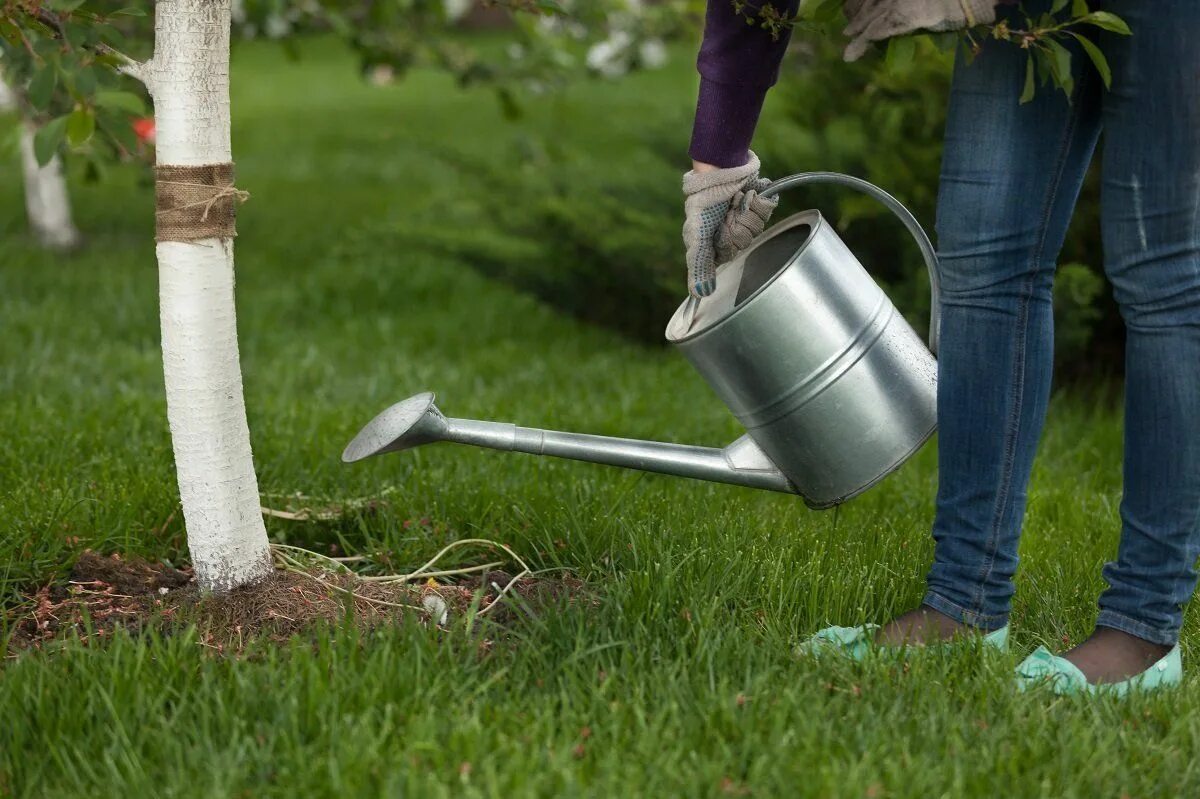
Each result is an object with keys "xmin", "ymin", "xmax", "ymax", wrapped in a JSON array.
[
  {"xmin": 1061, "ymin": 0, "xmax": 1200, "ymax": 681},
  {"xmin": 879, "ymin": 15, "xmax": 1103, "ymax": 645}
]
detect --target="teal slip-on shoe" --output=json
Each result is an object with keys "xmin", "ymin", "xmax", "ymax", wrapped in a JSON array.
[
  {"xmin": 795, "ymin": 623, "xmax": 1009, "ymax": 662},
  {"xmin": 1015, "ymin": 644, "xmax": 1182, "ymax": 696}
]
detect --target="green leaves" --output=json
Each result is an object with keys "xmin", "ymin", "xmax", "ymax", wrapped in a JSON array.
[
  {"xmin": 26, "ymin": 64, "xmax": 58, "ymax": 110},
  {"xmin": 33, "ymin": 115, "xmax": 68, "ymax": 165},
  {"xmin": 1071, "ymin": 32, "xmax": 1112, "ymax": 87},
  {"xmin": 66, "ymin": 106, "xmax": 95, "ymax": 146},
  {"xmin": 2, "ymin": 2, "xmax": 154, "ymax": 168},
  {"xmin": 994, "ymin": 2, "xmax": 1130, "ymax": 103},
  {"xmin": 31, "ymin": 105, "xmax": 96, "ymax": 165},
  {"xmin": 1021, "ymin": 56, "xmax": 1036, "ymax": 104},
  {"xmin": 95, "ymin": 90, "xmax": 145, "ymax": 115},
  {"xmin": 1078, "ymin": 11, "xmax": 1131, "ymax": 35},
  {"xmin": 733, "ymin": 0, "xmax": 1132, "ymax": 105},
  {"xmin": 1042, "ymin": 38, "xmax": 1074, "ymax": 97}
]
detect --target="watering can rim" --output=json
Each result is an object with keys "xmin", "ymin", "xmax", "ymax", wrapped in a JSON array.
[{"xmin": 665, "ymin": 209, "xmax": 823, "ymax": 345}]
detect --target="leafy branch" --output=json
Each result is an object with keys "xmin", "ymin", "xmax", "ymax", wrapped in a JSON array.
[
  {"xmin": 987, "ymin": 3, "xmax": 1130, "ymax": 101},
  {"xmin": 731, "ymin": 0, "xmax": 1130, "ymax": 101},
  {"xmin": 1, "ymin": 1, "xmax": 150, "ymax": 167}
]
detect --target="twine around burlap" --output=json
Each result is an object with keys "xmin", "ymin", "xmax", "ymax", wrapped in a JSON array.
[{"xmin": 155, "ymin": 163, "xmax": 249, "ymax": 242}]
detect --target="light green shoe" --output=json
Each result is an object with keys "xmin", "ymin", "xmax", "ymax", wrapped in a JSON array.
[
  {"xmin": 795, "ymin": 623, "xmax": 1009, "ymax": 662},
  {"xmin": 1014, "ymin": 644, "xmax": 1181, "ymax": 696}
]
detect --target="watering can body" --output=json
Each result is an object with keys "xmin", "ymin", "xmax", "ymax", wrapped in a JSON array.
[
  {"xmin": 343, "ymin": 173, "xmax": 941, "ymax": 509},
  {"xmin": 665, "ymin": 206, "xmax": 936, "ymax": 507}
]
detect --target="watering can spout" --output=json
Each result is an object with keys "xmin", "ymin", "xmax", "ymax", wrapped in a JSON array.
[{"xmin": 342, "ymin": 393, "xmax": 797, "ymax": 495}]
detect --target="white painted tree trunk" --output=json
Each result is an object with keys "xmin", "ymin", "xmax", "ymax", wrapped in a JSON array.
[
  {"xmin": 0, "ymin": 77, "xmax": 82, "ymax": 250},
  {"xmin": 18, "ymin": 122, "xmax": 84, "ymax": 251},
  {"xmin": 132, "ymin": 0, "xmax": 272, "ymax": 592},
  {"xmin": 0, "ymin": 76, "xmax": 15, "ymax": 109}
]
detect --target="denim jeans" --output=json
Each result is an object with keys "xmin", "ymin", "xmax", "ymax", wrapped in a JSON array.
[{"xmin": 923, "ymin": 0, "xmax": 1200, "ymax": 646}]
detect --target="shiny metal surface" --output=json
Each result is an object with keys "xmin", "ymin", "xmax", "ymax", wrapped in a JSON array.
[
  {"xmin": 343, "ymin": 393, "xmax": 796, "ymax": 494},
  {"xmin": 344, "ymin": 172, "xmax": 939, "ymax": 509},
  {"xmin": 757, "ymin": 171, "xmax": 940, "ymax": 353},
  {"xmin": 665, "ymin": 173, "xmax": 939, "ymax": 508}
]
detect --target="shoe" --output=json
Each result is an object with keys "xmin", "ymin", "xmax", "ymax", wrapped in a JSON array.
[
  {"xmin": 1014, "ymin": 644, "xmax": 1181, "ymax": 696},
  {"xmin": 795, "ymin": 623, "xmax": 1009, "ymax": 661}
]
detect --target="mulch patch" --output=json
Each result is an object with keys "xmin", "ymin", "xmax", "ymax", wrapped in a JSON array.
[{"xmin": 6, "ymin": 551, "xmax": 593, "ymax": 658}]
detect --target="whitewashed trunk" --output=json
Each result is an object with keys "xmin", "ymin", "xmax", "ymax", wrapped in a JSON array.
[
  {"xmin": 1, "ymin": 76, "xmax": 82, "ymax": 250},
  {"xmin": 0, "ymin": 76, "xmax": 15, "ymax": 109},
  {"xmin": 136, "ymin": 0, "xmax": 272, "ymax": 592},
  {"xmin": 18, "ymin": 122, "xmax": 84, "ymax": 251}
]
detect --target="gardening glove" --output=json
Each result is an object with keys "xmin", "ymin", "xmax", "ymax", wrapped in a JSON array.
[
  {"xmin": 842, "ymin": 0, "xmax": 996, "ymax": 61},
  {"xmin": 682, "ymin": 151, "xmax": 779, "ymax": 298}
]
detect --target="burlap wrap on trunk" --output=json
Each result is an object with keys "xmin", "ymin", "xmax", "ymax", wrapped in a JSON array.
[{"xmin": 155, "ymin": 163, "xmax": 247, "ymax": 242}]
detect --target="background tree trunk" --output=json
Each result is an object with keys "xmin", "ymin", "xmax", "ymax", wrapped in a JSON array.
[
  {"xmin": 0, "ymin": 77, "xmax": 83, "ymax": 250},
  {"xmin": 135, "ymin": 0, "xmax": 272, "ymax": 592},
  {"xmin": 18, "ymin": 122, "xmax": 83, "ymax": 250}
]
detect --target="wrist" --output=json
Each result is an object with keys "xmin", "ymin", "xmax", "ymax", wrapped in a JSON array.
[{"xmin": 691, "ymin": 160, "xmax": 721, "ymax": 174}]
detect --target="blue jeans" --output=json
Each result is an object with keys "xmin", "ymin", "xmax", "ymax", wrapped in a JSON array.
[{"xmin": 924, "ymin": 0, "xmax": 1200, "ymax": 646}]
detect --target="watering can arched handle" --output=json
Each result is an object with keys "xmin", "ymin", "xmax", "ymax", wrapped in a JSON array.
[{"xmin": 757, "ymin": 172, "xmax": 941, "ymax": 355}]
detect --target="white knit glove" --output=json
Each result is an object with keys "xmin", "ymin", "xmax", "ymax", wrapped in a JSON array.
[
  {"xmin": 682, "ymin": 151, "xmax": 779, "ymax": 298},
  {"xmin": 842, "ymin": 0, "xmax": 996, "ymax": 61}
]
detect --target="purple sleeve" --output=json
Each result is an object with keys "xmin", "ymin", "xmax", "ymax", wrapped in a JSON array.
[{"xmin": 689, "ymin": 1, "xmax": 800, "ymax": 168}]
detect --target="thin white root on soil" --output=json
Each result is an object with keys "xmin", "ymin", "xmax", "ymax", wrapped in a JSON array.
[
  {"xmin": 271, "ymin": 549, "xmax": 422, "ymax": 612},
  {"xmin": 268, "ymin": 539, "xmax": 534, "ymax": 622},
  {"xmin": 358, "ymin": 562, "xmax": 504, "ymax": 582},
  {"xmin": 476, "ymin": 568, "xmax": 532, "ymax": 618},
  {"xmin": 399, "ymin": 538, "xmax": 532, "ymax": 583}
]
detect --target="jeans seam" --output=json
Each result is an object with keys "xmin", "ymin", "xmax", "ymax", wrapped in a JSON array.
[
  {"xmin": 969, "ymin": 77, "xmax": 1088, "ymax": 614},
  {"xmin": 1096, "ymin": 609, "xmax": 1179, "ymax": 647},
  {"xmin": 923, "ymin": 590, "xmax": 1008, "ymax": 631}
]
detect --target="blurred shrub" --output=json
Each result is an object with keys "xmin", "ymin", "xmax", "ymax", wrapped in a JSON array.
[
  {"xmin": 1054, "ymin": 262, "xmax": 1106, "ymax": 361},
  {"xmin": 417, "ymin": 130, "xmax": 686, "ymax": 343}
]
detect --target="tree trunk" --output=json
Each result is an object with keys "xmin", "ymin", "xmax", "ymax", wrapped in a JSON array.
[
  {"xmin": 1, "ymin": 77, "xmax": 83, "ymax": 250},
  {"xmin": 18, "ymin": 122, "xmax": 84, "ymax": 251},
  {"xmin": 134, "ymin": 0, "xmax": 272, "ymax": 592}
]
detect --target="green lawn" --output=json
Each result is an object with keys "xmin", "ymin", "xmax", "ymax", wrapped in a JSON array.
[{"xmin": 2, "ymin": 37, "xmax": 1196, "ymax": 798}]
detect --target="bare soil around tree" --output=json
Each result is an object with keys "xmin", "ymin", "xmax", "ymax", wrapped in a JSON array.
[{"xmin": 8, "ymin": 550, "xmax": 592, "ymax": 657}]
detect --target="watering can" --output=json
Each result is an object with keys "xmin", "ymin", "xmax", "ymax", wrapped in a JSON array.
[{"xmin": 342, "ymin": 173, "xmax": 940, "ymax": 509}]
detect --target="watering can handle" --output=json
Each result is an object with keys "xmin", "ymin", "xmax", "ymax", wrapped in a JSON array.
[{"xmin": 758, "ymin": 172, "xmax": 941, "ymax": 355}]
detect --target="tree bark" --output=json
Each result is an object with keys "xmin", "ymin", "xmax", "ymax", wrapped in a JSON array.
[{"xmin": 134, "ymin": 0, "xmax": 272, "ymax": 592}]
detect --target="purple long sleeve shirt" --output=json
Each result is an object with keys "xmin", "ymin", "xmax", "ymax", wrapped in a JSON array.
[{"xmin": 689, "ymin": 0, "xmax": 801, "ymax": 168}]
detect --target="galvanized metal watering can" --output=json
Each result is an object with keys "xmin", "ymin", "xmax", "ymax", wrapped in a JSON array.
[{"xmin": 343, "ymin": 173, "xmax": 941, "ymax": 508}]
